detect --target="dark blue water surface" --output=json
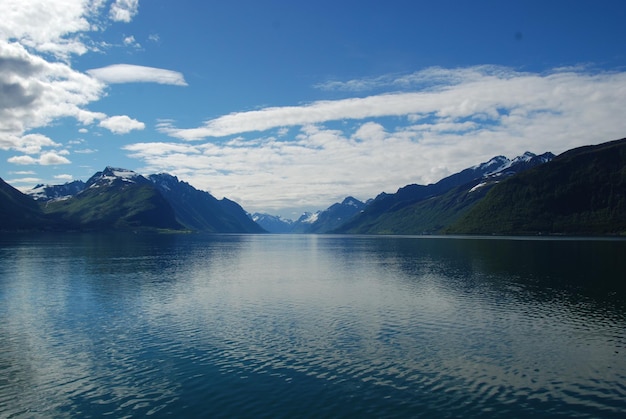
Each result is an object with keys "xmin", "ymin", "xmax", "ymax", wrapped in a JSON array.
[{"xmin": 1, "ymin": 233, "xmax": 625, "ymax": 418}]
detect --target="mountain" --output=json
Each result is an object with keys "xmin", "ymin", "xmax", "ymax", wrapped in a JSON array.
[
  {"xmin": 27, "ymin": 180, "xmax": 86, "ymax": 202},
  {"xmin": 3, "ymin": 138, "xmax": 623, "ymax": 236},
  {"xmin": 289, "ymin": 211, "xmax": 322, "ymax": 233},
  {"xmin": 447, "ymin": 138, "xmax": 626, "ymax": 235},
  {"xmin": 0, "ymin": 177, "xmax": 65, "ymax": 231},
  {"xmin": 149, "ymin": 173, "xmax": 265, "ymax": 233},
  {"xmin": 335, "ymin": 152, "xmax": 554, "ymax": 234},
  {"xmin": 41, "ymin": 167, "xmax": 183, "ymax": 231},
  {"xmin": 255, "ymin": 196, "xmax": 367, "ymax": 233},
  {"xmin": 251, "ymin": 213, "xmax": 294, "ymax": 233},
  {"xmin": 13, "ymin": 168, "xmax": 265, "ymax": 233},
  {"xmin": 298, "ymin": 196, "xmax": 366, "ymax": 233}
]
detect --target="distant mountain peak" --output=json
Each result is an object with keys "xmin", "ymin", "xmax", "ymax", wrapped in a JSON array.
[
  {"xmin": 26, "ymin": 180, "xmax": 86, "ymax": 201},
  {"xmin": 341, "ymin": 196, "xmax": 361, "ymax": 207},
  {"xmin": 298, "ymin": 211, "xmax": 320, "ymax": 224},
  {"xmin": 86, "ymin": 167, "xmax": 145, "ymax": 189}
]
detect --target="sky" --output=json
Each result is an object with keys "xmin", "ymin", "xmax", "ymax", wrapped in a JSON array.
[{"xmin": 2, "ymin": 0, "xmax": 626, "ymax": 219}]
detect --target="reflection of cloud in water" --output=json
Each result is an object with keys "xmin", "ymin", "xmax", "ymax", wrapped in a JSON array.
[
  {"xmin": 0, "ymin": 237, "xmax": 182, "ymax": 417},
  {"xmin": 1, "ymin": 234, "xmax": 625, "ymax": 416}
]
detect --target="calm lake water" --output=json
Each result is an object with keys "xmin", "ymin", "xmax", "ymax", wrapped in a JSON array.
[{"xmin": 1, "ymin": 233, "xmax": 625, "ymax": 418}]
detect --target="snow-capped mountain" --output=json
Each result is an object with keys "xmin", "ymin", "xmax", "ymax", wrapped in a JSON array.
[
  {"xmin": 85, "ymin": 166, "xmax": 149, "ymax": 189},
  {"xmin": 21, "ymin": 167, "xmax": 265, "ymax": 233},
  {"xmin": 481, "ymin": 151, "xmax": 555, "ymax": 178},
  {"xmin": 301, "ymin": 197, "xmax": 366, "ymax": 233},
  {"xmin": 27, "ymin": 180, "xmax": 86, "ymax": 202},
  {"xmin": 251, "ymin": 213, "xmax": 294, "ymax": 233},
  {"xmin": 336, "ymin": 151, "xmax": 555, "ymax": 234}
]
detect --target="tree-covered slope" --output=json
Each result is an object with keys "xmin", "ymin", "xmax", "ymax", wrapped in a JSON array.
[
  {"xmin": 338, "ymin": 180, "xmax": 494, "ymax": 234},
  {"xmin": 335, "ymin": 152, "xmax": 553, "ymax": 234},
  {"xmin": 41, "ymin": 168, "xmax": 183, "ymax": 231},
  {"xmin": 447, "ymin": 138, "xmax": 626, "ymax": 235}
]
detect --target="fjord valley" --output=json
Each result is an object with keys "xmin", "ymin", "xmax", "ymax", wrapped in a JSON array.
[{"xmin": 2, "ymin": 137, "xmax": 626, "ymax": 236}]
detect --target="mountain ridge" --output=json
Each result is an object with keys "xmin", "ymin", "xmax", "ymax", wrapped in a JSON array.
[
  {"xmin": 3, "ymin": 167, "xmax": 265, "ymax": 233},
  {"xmin": 334, "ymin": 151, "xmax": 555, "ymax": 234},
  {"xmin": 3, "ymin": 138, "xmax": 625, "ymax": 236},
  {"xmin": 446, "ymin": 137, "xmax": 626, "ymax": 235}
]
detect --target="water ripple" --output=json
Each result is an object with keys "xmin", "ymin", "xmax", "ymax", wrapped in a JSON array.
[{"xmin": 1, "ymin": 234, "xmax": 625, "ymax": 417}]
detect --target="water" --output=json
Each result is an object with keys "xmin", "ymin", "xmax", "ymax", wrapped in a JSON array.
[{"xmin": 1, "ymin": 233, "xmax": 625, "ymax": 418}]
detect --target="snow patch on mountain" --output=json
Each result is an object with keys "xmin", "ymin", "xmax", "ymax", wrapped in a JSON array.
[
  {"xmin": 87, "ymin": 167, "xmax": 143, "ymax": 189},
  {"xmin": 300, "ymin": 211, "xmax": 320, "ymax": 224}
]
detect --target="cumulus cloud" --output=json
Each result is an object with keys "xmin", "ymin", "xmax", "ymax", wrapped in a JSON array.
[
  {"xmin": 123, "ymin": 35, "xmax": 140, "ymax": 48},
  {"xmin": 0, "ymin": 40, "xmax": 105, "ymax": 147},
  {"xmin": 0, "ymin": 0, "xmax": 98, "ymax": 57},
  {"xmin": 109, "ymin": 0, "xmax": 139, "ymax": 23},
  {"xmin": 0, "ymin": 0, "xmax": 187, "ymax": 168},
  {"xmin": 8, "ymin": 151, "xmax": 71, "ymax": 166},
  {"xmin": 99, "ymin": 115, "xmax": 145, "ymax": 134},
  {"xmin": 87, "ymin": 64, "xmax": 188, "ymax": 86}
]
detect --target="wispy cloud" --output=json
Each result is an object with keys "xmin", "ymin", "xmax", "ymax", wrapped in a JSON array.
[
  {"xmin": 314, "ymin": 66, "xmax": 514, "ymax": 92},
  {"xmin": 54, "ymin": 173, "xmax": 74, "ymax": 181},
  {"xmin": 99, "ymin": 115, "xmax": 145, "ymax": 134},
  {"xmin": 109, "ymin": 0, "xmax": 139, "ymax": 23},
  {"xmin": 161, "ymin": 67, "xmax": 626, "ymax": 141}
]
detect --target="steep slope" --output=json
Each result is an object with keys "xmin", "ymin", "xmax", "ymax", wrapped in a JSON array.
[
  {"xmin": 0, "ymin": 177, "xmax": 65, "ymax": 231},
  {"xmin": 148, "ymin": 173, "xmax": 265, "ymax": 233},
  {"xmin": 42, "ymin": 167, "xmax": 183, "ymax": 231},
  {"xmin": 336, "ymin": 152, "xmax": 553, "ymax": 234},
  {"xmin": 447, "ymin": 138, "xmax": 626, "ymax": 235},
  {"xmin": 341, "ymin": 181, "xmax": 494, "ymax": 234},
  {"xmin": 27, "ymin": 180, "xmax": 86, "ymax": 201}
]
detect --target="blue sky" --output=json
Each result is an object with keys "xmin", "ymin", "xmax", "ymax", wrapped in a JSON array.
[{"xmin": 2, "ymin": 0, "xmax": 626, "ymax": 218}]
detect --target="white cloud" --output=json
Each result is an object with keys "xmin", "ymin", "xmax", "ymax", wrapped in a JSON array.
[
  {"xmin": 7, "ymin": 176, "xmax": 41, "ymax": 185},
  {"xmin": 135, "ymin": 67, "xmax": 626, "ymax": 215},
  {"xmin": 123, "ymin": 35, "xmax": 140, "ymax": 48},
  {"xmin": 54, "ymin": 173, "xmax": 74, "ymax": 181},
  {"xmin": 0, "ymin": 40, "xmax": 106, "ymax": 150},
  {"xmin": 8, "ymin": 151, "xmax": 71, "ymax": 166},
  {"xmin": 99, "ymin": 115, "xmax": 145, "ymax": 134},
  {"xmin": 315, "ymin": 66, "xmax": 508, "ymax": 92},
  {"xmin": 0, "ymin": 133, "xmax": 59, "ymax": 154},
  {"xmin": 162, "ymin": 68, "xmax": 626, "ymax": 140},
  {"xmin": 74, "ymin": 148, "xmax": 98, "ymax": 154},
  {"xmin": 9, "ymin": 170, "xmax": 36, "ymax": 175},
  {"xmin": 0, "ymin": 0, "xmax": 154, "ymax": 164},
  {"xmin": 0, "ymin": 0, "xmax": 99, "ymax": 57},
  {"xmin": 109, "ymin": 0, "xmax": 139, "ymax": 23},
  {"xmin": 87, "ymin": 64, "xmax": 188, "ymax": 86}
]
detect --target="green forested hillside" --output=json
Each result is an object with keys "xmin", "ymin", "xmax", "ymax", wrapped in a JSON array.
[
  {"xmin": 338, "ymin": 181, "xmax": 494, "ymax": 234},
  {"xmin": 447, "ymin": 138, "xmax": 626, "ymax": 235},
  {"xmin": 42, "ymin": 183, "xmax": 183, "ymax": 231}
]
